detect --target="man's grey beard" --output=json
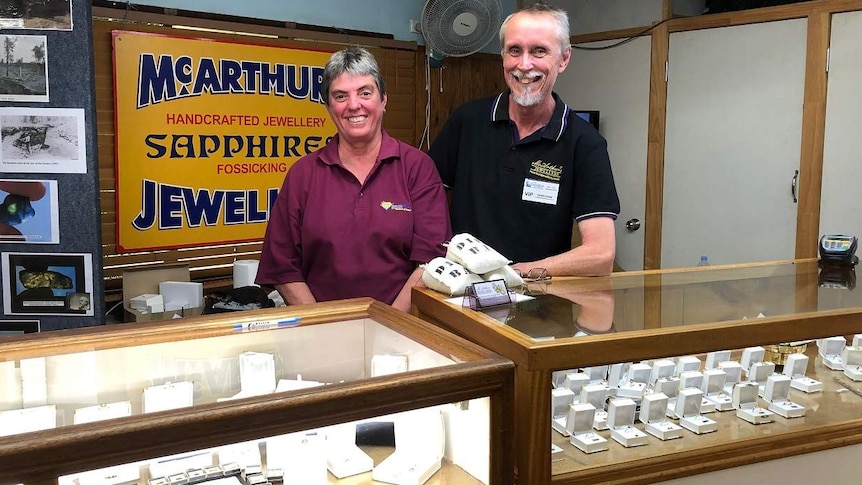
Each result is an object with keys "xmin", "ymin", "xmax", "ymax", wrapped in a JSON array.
[{"xmin": 512, "ymin": 89, "xmax": 544, "ymax": 107}]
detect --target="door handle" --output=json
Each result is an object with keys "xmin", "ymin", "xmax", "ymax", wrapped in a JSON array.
[
  {"xmin": 791, "ymin": 169, "xmax": 799, "ymax": 203},
  {"xmin": 625, "ymin": 218, "xmax": 641, "ymax": 232}
]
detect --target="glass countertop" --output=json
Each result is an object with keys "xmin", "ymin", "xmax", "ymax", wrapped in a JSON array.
[{"xmin": 484, "ymin": 260, "xmax": 862, "ymax": 342}]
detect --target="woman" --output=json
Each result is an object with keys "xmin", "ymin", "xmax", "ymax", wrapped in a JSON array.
[{"xmin": 256, "ymin": 47, "xmax": 451, "ymax": 312}]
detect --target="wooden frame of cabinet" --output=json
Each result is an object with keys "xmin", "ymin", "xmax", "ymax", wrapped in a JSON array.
[
  {"xmin": 571, "ymin": 0, "xmax": 862, "ymax": 270},
  {"xmin": 0, "ymin": 298, "xmax": 514, "ymax": 485},
  {"xmin": 412, "ymin": 260, "xmax": 862, "ymax": 485}
]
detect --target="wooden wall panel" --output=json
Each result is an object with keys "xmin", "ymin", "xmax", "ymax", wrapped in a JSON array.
[{"xmin": 414, "ymin": 51, "xmax": 507, "ymax": 148}]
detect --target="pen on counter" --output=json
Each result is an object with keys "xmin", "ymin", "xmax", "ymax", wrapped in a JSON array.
[{"xmin": 232, "ymin": 317, "xmax": 301, "ymax": 332}]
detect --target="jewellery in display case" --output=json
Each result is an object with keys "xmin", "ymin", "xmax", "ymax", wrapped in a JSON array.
[
  {"xmin": 639, "ymin": 392, "xmax": 683, "ymax": 441},
  {"xmin": 244, "ymin": 474, "xmax": 267, "ymax": 485},
  {"xmin": 275, "ymin": 374, "xmax": 325, "ymax": 393},
  {"xmin": 371, "ymin": 409, "xmax": 445, "ymax": 485},
  {"xmin": 185, "ymin": 468, "xmax": 206, "ymax": 484},
  {"xmin": 561, "ymin": 372, "xmax": 591, "ymax": 395},
  {"xmin": 841, "ymin": 346, "xmax": 862, "ymax": 381},
  {"xmin": 61, "ymin": 463, "xmax": 140, "ymax": 485},
  {"xmin": 580, "ymin": 383, "xmax": 611, "ymax": 431},
  {"xmin": 678, "ymin": 370, "xmax": 714, "ymax": 414},
  {"xmin": 740, "ymin": 347, "xmax": 765, "ymax": 376},
  {"xmin": 0, "ymin": 404, "xmax": 56, "ymax": 437},
  {"xmin": 582, "ymin": 364, "xmax": 609, "ymax": 384},
  {"xmin": 142, "ymin": 381, "xmax": 194, "ymax": 414},
  {"xmin": 701, "ymin": 369, "xmax": 734, "ymax": 411},
  {"xmin": 73, "ymin": 401, "xmax": 132, "ymax": 425},
  {"xmin": 718, "ymin": 361, "xmax": 744, "ymax": 394},
  {"xmin": 242, "ymin": 465, "xmax": 263, "ymax": 479},
  {"xmin": 266, "ymin": 468, "xmax": 284, "ymax": 483},
  {"xmin": 650, "ymin": 359, "xmax": 680, "ymax": 399},
  {"xmin": 203, "ymin": 466, "xmax": 223, "ymax": 480},
  {"xmin": 372, "ymin": 354, "xmax": 409, "ymax": 377},
  {"xmin": 267, "ymin": 431, "xmax": 327, "ymax": 484},
  {"xmin": 567, "ymin": 403, "xmax": 609, "ymax": 453},
  {"xmin": 552, "ymin": 370, "xmax": 570, "ymax": 388},
  {"xmin": 324, "ymin": 422, "xmax": 374, "ymax": 479},
  {"xmin": 237, "ymin": 351, "xmax": 276, "ymax": 396},
  {"xmin": 149, "ymin": 450, "xmax": 213, "ymax": 481},
  {"xmin": 167, "ymin": 472, "xmax": 189, "ymax": 485},
  {"xmin": 217, "ymin": 442, "xmax": 261, "ymax": 471},
  {"xmin": 675, "ymin": 356, "xmax": 701, "ymax": 376},
  {"xmin": 148, "ymin": 464, "xmax": 242, "ymax": 485},
  {"xmin": 705, "ymin": 350, "xmax": 732, "ymax": 370},
  {"xmin": 649, "ymin": 360, "xmax": 676, "ymax": 386},
  {"xmin": 732, "ymin": 382, "xmax": 775, "ymax": 424},
  {"xmin": 617, "ymin": 363, "xmax": 651, "ymax": 399},
  {"xmin": 673, "ymin": 388, "xmax": 717, "ymax": 434},
  {"xmin": 818, "ymin": 336, "xmax": 847, "ymax": 370},
  {"xmin": 763, "ymin": 375, "xmax": 806, "ymax": 418},
  {"xmin": 607, "ymin": 398, "xmax": 649, "ymax": 447},
  {"xmin": 782, "ymin": 354, "xmax": 823, "ymax": 392},
  {"xmin": 20, "ymin": 357, "xmax": 47, "ymax": 407},
  {"xmin": 608, "ymin": 362, "xmax": 629, "ymax": 388},
  {"xmin": 221, "ymin": 463, "xmax": 242, "ymax": 477},
  {"xmin": 551, "ymin": 387, "xmax": 576, "ymax": 436},
  {"xmin": 749, "ymin": 361, "xmax": 776, "ymax": 396}
]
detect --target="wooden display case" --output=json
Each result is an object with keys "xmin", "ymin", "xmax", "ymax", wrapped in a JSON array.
[
  {"xmin": 0, "ymin": 298, "xmax": 514, "ymax": 485},
  {"xmin": 412, "ymin": 259, "xmax": 862, "ymax": 485}
]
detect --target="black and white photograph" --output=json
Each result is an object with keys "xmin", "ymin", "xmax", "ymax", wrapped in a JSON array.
[
  {"xmin": 0, "ymin": 1, "xmax": 72, "ymax": 30},
  {"xmin": 0, "ymin": 34, "xmax": 48, "ymax": 102},
  {"xmin": 0, "ymin": 107, "xmax": 86, "ymax": 173},
  {"xmin": 65, "ymin": 291, "xmax": 90, "ymax": 312},
  {"xmin": 2, "ymin": 252, "xmax": 93, "ymax": 316}
]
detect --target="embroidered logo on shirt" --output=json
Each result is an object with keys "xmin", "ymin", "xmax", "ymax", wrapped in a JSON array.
[
  {"xmin": 529, "ymin": 160, "xmax": 563, "ymax": 182},
  {"xmin": 380, "ymin": 201, "xmax": 412, "ymax": 212}
]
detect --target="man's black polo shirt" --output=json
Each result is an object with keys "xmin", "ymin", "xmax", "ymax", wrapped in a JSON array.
[{"xmin": 430, "ymin": 91, "xmax": 620, "ymax": 263}]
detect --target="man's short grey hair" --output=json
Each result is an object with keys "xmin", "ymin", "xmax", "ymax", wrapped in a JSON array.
[
  {"xmin": 499, "ymin": 1, "xmax": 570, "ymax": 57},
  {"xmin": 320, "ymin": 46, "xmax": 387, "ymax": 105}
]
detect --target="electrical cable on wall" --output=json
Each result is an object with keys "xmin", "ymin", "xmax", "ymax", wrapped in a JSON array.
[{"xmin": 571, "ymin": 17, "xmax": 673, "ymax": 50}]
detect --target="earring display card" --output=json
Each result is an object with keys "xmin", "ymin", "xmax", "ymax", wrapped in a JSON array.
[
  {"xmin": 73, "ymin": 401, "xmax": 132, "ymax": 425},
  {"xmin": 0, "ymin": 404, "xmax": 56, "ymax": 437},
  {"xmin": 142, "ymin": 381, "xmax": 194, "ymax": 414}
]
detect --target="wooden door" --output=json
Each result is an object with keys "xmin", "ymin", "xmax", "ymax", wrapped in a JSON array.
[{"xmin": 662, "ymin": 19, "xmax": 807, "ymax": 268}]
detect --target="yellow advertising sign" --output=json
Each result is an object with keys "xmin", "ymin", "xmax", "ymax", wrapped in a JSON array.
[{"xmin": 112, "ymin": 31, "xmax": 334, "ymax": 252}]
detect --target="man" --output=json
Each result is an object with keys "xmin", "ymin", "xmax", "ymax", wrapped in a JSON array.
[{"xmin": 429, "ymin": 1, "xmax": 620, "ymax": 276}]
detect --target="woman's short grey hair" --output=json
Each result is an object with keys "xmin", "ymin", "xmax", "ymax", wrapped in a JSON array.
[
  {"xmin": 499, "ymin": 1, "xmax": 570, "ymax": 57},
  {"xmin": 320, "ymin": 46, "xmax": 387, "ymax": 105}
]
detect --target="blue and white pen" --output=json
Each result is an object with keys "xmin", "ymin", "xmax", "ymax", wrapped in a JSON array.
[{"xmin": 232, "ymin": 316, "xmax": 301, "ymax": 332}]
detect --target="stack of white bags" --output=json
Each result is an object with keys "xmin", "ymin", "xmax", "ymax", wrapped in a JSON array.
[{"xmin": 421, "ymin": 233, "xmax": 524, "ymax": 296}]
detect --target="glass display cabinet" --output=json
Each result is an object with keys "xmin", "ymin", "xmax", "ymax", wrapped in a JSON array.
[
  {"xmin": 412, "ymin": 259, "xmax": 862, "ymax": 485},
  {"xmin": 0, "ymin": 298, "xmax": 514, "ymax": 485}
]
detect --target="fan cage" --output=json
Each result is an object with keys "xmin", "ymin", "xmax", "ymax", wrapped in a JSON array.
[{"xmin": 421, "ymin": 0, "xmax": 503, "ymax": 57}]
